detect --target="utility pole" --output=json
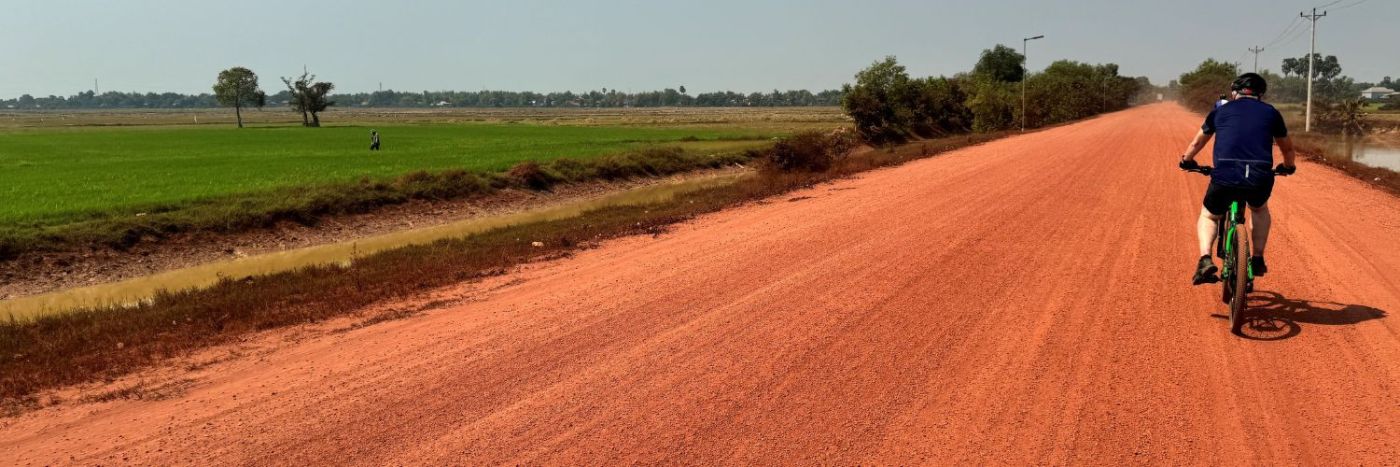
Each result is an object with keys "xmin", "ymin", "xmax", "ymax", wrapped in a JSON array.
[
  {"xmin": 1301, "ymin": 8, "xmax": 1326, "ymax": 133},
  {"xmin": 1021, "ymin": 34, "xmax": 1044, "ymax": 132},
  {"xmin": 1248, "ymin": 46, "xmax": 1264, "ymax": 73},
  {"xmin": 94, "ymin": 78, "xmax": 99, "ymax": 95}
]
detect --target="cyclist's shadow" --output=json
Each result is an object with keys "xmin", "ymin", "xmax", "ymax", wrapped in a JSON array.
[{"xmin": 1222, "ymin": 290, "xmax": 1389, "ymax": 340}]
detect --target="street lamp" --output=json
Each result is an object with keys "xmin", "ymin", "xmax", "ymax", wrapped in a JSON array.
[{"xmin": 1022, "ymin": 34, "xmax": 1044, "ymax": 132}]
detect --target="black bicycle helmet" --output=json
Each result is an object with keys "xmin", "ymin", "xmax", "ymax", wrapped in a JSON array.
[{"xmin": 1231, "ymin": 73, "xmax": 1267, "ymax": 96}]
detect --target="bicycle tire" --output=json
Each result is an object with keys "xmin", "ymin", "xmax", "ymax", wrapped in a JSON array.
[
  {"xmin": 1220, "ymin": 224, "xmax": 1234, "ymax": 305},
  {"xmin": 1229, "ymin": 224, "xmax": 1250, "ymax": 334}
]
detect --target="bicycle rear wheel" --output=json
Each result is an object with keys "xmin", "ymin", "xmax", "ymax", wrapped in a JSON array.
[{"xmin": 1229, "ymin": 225, "xmax": 1250, "ymax": 334}]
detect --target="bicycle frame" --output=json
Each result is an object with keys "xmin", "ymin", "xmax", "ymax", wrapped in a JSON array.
[{"xmin": 1217, "ymin": 201, "xmax": 1252, "ymax": 283}]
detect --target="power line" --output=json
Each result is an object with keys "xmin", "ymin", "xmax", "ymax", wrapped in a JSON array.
[
  {"xmin": 1263, "ymin": 18, "xmax": 1306, "ymax": 50},
  {"xmin": 1331, "ymin": 0, "xmax": 1369, "ymax": 11},
  {"xmin": 1232, "ymin": 49, "xmax": 1250, "ymax": 70},
  {"xmin": 1275, "ymin": 23, "xmax": 1311, "ymax": 52}
]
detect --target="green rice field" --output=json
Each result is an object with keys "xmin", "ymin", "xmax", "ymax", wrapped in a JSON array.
[{"xmin": 0, "ymin": 123, "xmax": 776, "ymax": 226}]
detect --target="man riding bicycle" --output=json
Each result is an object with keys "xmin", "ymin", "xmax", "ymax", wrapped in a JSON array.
[{"xmin": 1178, "ymin": 73, "xmax": 1298, "ymax": 285}]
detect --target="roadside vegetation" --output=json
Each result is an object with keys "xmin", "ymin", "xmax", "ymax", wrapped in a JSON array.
[
  {"xmin": 0, "ymin": 124, "xmax": 771, "ymax": 259},
  {"xmin": 841, "ymin": 46, "xmax": 1145, "ymax": 144}
]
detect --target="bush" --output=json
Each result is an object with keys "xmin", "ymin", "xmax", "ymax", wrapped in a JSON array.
[
  {"xmin": 757, "ymin": 130, "xmax": 858, "ymax": 172},
  {"xmin": 909, "ymin": 77, "xmax": 973, "ymax": 137},
  {"xmin": 1315, "ymin": 97, "xmax": 1369, "ymax": 135},
  {"xmin": 966, "ymin": 79, "xmax": 1019, "ymax": 132},
  {"xmin": 1178, "ymin": 59, "xmax": 1238, "ymax": 112},
  {"xmin": 1381, "ymin": 95, "xmax": 1400, "ymax": 111},
  {"xmin": 507, "ymin": 161, "xmax": 562, "ymax": 190},
  {"xmin": 1022, "ymin": 61, "xmax": 1142, "ymax": 127}
]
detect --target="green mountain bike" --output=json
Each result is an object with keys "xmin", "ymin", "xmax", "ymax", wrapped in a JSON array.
[{"xmin": 1186, "ymin": 165, "xmax": 1289, "ymax": 334}]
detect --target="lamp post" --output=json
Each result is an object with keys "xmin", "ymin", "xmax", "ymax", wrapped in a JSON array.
[{"xmin": 1022, "ymin": 35, "xmax": 1044, "ymax": 132}]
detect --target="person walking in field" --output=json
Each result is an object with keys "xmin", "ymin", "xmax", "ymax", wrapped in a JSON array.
[
  {"xmin": 370, "ymin": 130, "xmax": 381, "ymax": 151},
  {"xmin": 1178, "ymin": 73, "xmax": 1296, "ymax": 285}
]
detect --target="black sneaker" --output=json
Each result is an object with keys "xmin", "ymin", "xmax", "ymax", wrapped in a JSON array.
[
  {"xmin": 1193, "ymin": 255, "xmax": 1220, "ymax": 285},
  {"xmin": 1250, "ymin": 256, "xmax": 1267, "ymax": 276}
]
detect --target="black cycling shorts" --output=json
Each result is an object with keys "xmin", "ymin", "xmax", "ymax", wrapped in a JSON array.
[{"xmin": 1203, "ymin": 181, "xmax": 1273, "ymax": 216}]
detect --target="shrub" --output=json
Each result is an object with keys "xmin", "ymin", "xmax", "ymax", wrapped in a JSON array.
[
  {"xmin": 1381, "ymin": 94, "xmax": 1400, "ymax": 111},
  {"xmin": 507, "ymin": 161, "xmax": 562, "ymax": 190},
  {"xmin": 1315, "ymin": 97, "xmax": 1369, "ymax": 135},
  {"xmin": 758, "ymin": 130, "xmax": 857, "ymax": 172},
  {"xmin": 966, "ymin": 80, "xmax": 1019, "ymax": 132},
  {"xmin": 1178, "ymin": 59, "xmax": 1238, "ymax": 112},
  {"xmin": 910, "ymin": 77, "xmax": 973, "ymax": 137}
]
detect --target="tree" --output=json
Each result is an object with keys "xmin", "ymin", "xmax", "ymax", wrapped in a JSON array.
[
  {"xmin": 972, "ymin": 44, "xmax": 1025, "ymax": 83},
  {"xmin": 1178, "ymin": 59, "xmax": 1239, "ymax": 112},
  {"xmin": 908, "ymin": 77, "xmax": 972, "ymax": 136},
  {"xmin": 282, "ymin": 71, "xmax": 335, "ymax": 127},
  {"xmin": 840, "ymin": 56, "xmax": 917, "ymax": 144},
  {"xmin": 964, "ymin": 79, "xmax": 1019, "ymax": 132},
  {"xmin": 17, "ymin": 94, "xmax": 35, "ymax": 108},
  {"xmin": 1285, "ymin": 54, "xmax": 1341, "ymax": 81},
  {"xmin": 212, "ymin": 67, "xmax": 266, "ymax": 128},
  {"xmin": 1318, "ymin": 97, "xmax": 1368, "ymax": 135}
]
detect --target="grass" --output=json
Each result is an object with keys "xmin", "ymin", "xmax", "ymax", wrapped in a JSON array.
[
  {"xmin": 0, "ymin": 130, "xmax": 1009, "ymax": 406},
  {"xmin": 0, "ymin": 123, "xmax": 771, "ymax": 226},
  {"xmin": 0, "ymin": 122, "xmax": 783, "ymax": 258},
  {"xmin": 0, "ymin": 143, "xmax": 764, "ymax": 259}
]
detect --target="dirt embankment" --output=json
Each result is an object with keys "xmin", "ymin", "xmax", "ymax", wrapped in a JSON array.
[{"xmin": 2, "ymin": 103, "xmax": 1397, "ymax": 464}]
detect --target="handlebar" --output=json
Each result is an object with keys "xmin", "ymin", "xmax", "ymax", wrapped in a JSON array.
[{"xmin": 1180, "ymin": 164, "xmax": 1294, "ymax": 176}]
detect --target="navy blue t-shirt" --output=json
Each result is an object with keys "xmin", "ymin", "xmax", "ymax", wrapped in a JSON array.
[{"xmin": 1201, "ymin": 98, "xmax": 1288, "ymax": 187}]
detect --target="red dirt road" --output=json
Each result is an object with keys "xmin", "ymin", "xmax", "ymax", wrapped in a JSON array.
[{"xmin": 4, "ymin": 104, "xmax": 1398, "ymax": 464}]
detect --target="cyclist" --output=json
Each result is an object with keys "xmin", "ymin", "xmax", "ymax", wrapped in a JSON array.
[{"xmin": 1178, "ymin": 73, "xmax": 1297, "ymax": 285}]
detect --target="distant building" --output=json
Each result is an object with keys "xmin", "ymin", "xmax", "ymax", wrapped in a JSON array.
[{"xmin": 1360, "ymin": 86, "xmax": 1396, "ymax": 100}]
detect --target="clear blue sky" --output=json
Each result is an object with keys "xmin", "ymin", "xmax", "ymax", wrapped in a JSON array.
[{"xmin": 3, "ymin": 0, "xmax": 1394, "ymax": 97}]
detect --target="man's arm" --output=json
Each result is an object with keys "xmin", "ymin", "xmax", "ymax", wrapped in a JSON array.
[
  {"xmin": 1276, "ymin": 136, "xmax": 1297, "ymax": 167},
  {"xmin": 1181, "ymin": 129, "xmax": 1212, "ymax": 161}
]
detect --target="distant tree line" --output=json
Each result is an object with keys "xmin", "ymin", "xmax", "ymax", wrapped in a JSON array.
[
  {"xmin": 842, "ymin": 46, "xmax": 1147, "ymax": 144},
  {"xmin": 1175, "ymin": 55, "xmax": 1388, "ymax": 134},
  {"xmin": 1, "ymin": 87, "xmax": 843, "ymax": 110},
  {"xmin": 1176, "ymin": 54, "xmax": 1389, "ymax": 111}
]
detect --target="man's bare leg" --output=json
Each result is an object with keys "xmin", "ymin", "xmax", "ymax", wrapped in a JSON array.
[
  {"xmin": 1250, "ymin": 204, "xmax": 1271, "ymax": 256},
  {"xmin": 1198, "ymin": 207, "xmax": 1220, "ymax": 258},
  {"xmin": 1193, "ymin": 207, "xmax": 1222, "ymax": 284}
]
